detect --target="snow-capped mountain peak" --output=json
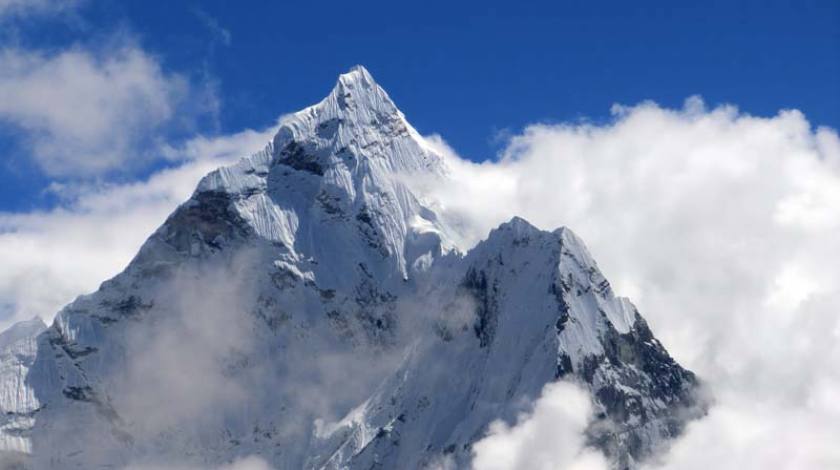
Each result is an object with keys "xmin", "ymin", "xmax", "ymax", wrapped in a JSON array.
[
  {"xmin": 0, "ymin": 66, "xmax": 704, "ymax": 470},
  {"xmin": 270, "ymin": 64, "xmax": 441, "ymax": 176},
  {"xmin": 191, "ymin": 67, "xmax": 460, "ymax": 289}
]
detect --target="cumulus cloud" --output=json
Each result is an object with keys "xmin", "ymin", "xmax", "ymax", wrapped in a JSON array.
[
  {"xmin": 0, "ymin": 123, "xmax": 277, "ymax": 331},
  {"xmin": 0, "ymin": 43, "xmax": 214, "ymax": 176},
  {"xmin": 471, "ymin": 381, "xmax": 608, "ymax": 470},
  {"xmin": 421, "ymin": 98, "xmax": 840, "ymax": 469}
]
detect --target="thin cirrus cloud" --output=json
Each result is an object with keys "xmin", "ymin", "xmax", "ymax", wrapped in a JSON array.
[
  {"xmin": 0, "ymin": 0, "xmax": 78, "ymax": 19},
  {"xmin": 193, "ymin": 7, "xmax": 232, "ymax": 47}
]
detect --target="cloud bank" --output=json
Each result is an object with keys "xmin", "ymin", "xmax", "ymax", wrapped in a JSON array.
[{"xmin": 418, "ymin": 98, "xmax": 840, "ymax": 469}]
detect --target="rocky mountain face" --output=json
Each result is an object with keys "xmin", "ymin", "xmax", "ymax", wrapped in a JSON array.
[{"xmin": 0, "ymin": 66, "xmax": 703, "ymax": 469}]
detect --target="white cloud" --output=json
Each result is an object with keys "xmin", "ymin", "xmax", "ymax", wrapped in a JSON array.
[
  {"xmin": 641, "ymin": 389, "xmax": 840, "ymax": 470},
  {"xmin": 471, "ymin": 381, "xmax": 608, "ymax": 470},
  {"xmin": 0, "ymin": 43, "xmax": 207, "ymax": 176},
  {"xmin": 425, "ymin": 98, "xmax": 840, "ymax": 469},
  {"xmin": 0, "ymin": 123, "xmax": 277, "ymax": 331}
]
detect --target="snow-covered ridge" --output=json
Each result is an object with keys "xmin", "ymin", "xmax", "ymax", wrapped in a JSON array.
[
  {"xmin": 193, "ymin": 66, "xmax": 457, "ymax": 287},
  {"xmin": 0, "ymin": 66, "xmax": 703, "ymax": 470}
]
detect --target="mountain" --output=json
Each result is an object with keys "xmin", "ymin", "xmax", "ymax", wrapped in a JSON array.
[{"xmin": 0, "ymin": 66, "xmax": 704, "ymax": 469}]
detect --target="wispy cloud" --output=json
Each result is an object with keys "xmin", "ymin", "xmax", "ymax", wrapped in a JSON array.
[
  {"xmin": 193, "ymin": 8, "xmax": 232, "ymax": 47},
  {"xmin": 0, "ymin": 122, "xmax": 278, "ymax": 330},
  {"xmin": 0, "ymin": 0, "xmax": 79, "ymax": 20}
]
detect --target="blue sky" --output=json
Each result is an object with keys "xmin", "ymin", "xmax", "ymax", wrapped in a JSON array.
[{"xmin": 0, "ymin": 0, "xmax": 838, "ymax": 212}]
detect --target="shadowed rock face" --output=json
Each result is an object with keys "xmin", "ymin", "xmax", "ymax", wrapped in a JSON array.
[{"xmin": 0, "ymin": 67, "xmax": 704, "ymax": 469}]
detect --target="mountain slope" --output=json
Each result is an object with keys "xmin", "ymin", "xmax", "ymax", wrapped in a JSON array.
[{"xmin": 0, "ymin": 66, "xmax": 703, "ymax": 469}]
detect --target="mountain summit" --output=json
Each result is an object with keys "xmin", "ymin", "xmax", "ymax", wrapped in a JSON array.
[
  {"xmin": 195, "ymin": 65, "xmax": 455, "ymax": 286},
  {"xmin": 0, "ymin": 66, "xmax": 703, "ymax": 469}
]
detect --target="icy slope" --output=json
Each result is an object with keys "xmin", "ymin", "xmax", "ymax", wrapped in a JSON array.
[
  {"xmin": 0, "ymin": 318, "xmax": 46, "ymax": 456},
  {"xmin": 0, "ymin": 66, "xmax": 702, "ymax": 470},
  {"xmin": 194, "ymin": 65, "xmax": 456, "ymax": 287},
  {"xmin": 310, "ymin": 218, "xmax": 699, "ymax": 470}
]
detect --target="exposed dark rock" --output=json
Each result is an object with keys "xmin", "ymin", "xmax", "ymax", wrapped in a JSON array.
[{"xmin": 276, "ymin": 141, "xmax": 324, "ymax": 176}]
